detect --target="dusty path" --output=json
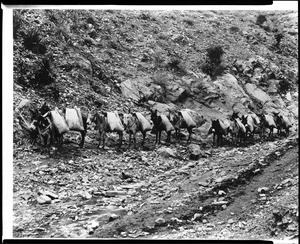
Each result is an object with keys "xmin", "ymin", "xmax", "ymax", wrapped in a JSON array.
[{"xmin": 13, "ymin": 132, "xmax": 298, "ymax": 239}]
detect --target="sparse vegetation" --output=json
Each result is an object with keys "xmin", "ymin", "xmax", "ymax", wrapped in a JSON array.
[
  {"xmin": 10, "ymin": 9, "xmax": 299, "ymax": 240},
  {"xmin": 229, "ymin": 26, "xmax": 240, "ymax": 33},
  {"xmin": 256, "ymin": 14, "xmax": 267, "ymax": 26},
  {"xmin": 166, "ymin": 57, "xmax": 187, "ymax": 75},
  {"xmin": 278, "ymin": 77, "xmax": 293, "ymax": 94},
  {"xmin": 23, "ymin": 28, "xmax": 47, "ymax": 54},
  {"xmin": 275, "ymin": 33, "xmax": 284, "ymax": 48},
  {"xmin": 201, "ymin": 45, "xmax": 227, "ymax": 79},
  {"xmin": 182, "ymin": 17, "xmax": 194, "ymax": 26}
]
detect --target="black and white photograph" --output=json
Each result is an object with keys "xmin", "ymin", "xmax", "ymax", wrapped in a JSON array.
[{"xmin": 2, "ymin": 2, "xmax": 298, "ymax": 241}]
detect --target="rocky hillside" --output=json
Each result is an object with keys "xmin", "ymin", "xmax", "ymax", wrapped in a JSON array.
[
  {"xmin": 13, "ymin": 9, "xmax": 298, "ymax": 142},
  {"xmin": 12, "ymin": 9, "xmax": 298, "ymax": 240}
]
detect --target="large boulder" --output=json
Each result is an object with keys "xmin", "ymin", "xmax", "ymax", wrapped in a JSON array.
[
  {"xmin": 213, "ymin": 74, "xmax": 250, "ymax": 113},
  {"xmin": 157, "ymin": 147, "xmax": 178, "ymax": 158},
  {"xmin": 120, "ymin": 77, "xmax": 154, "ymax": 101},
  {"xmin": 148, "ymin": 101, "xmax": 177, "ymax": 115},
  {"xmin": 245, "ymin": 83, "xmax": 271, "ymax": 104}
]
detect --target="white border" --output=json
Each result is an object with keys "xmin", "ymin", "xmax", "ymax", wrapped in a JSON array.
[
  {"xmin": 2, "ymin": 4, "xmax": 14, "ymax": 240},
  {"xmin": 2, "ymin": 1, "xmax": 299, "ymax": 10},
  {"xmin": 2, "ymin": 1, "xmax": 298, "ymax": 240}
]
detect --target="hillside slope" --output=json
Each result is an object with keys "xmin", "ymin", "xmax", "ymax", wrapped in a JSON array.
[
  {"xmin": 12, "ymin": 9, "xmax": 298, "ymax": 240},
  {"xmin": 14, "ymin": 9, "xmax": 298, "ymax": 134}
]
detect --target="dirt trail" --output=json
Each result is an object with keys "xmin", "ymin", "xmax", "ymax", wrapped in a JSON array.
[{"xmin": 13, "ymin": 132, "xmax": 298, "ymax": 239}]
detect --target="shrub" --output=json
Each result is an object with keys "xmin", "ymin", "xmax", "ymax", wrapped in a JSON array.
[
  {"xmin": 31, "ymin": 57, "xmax": 55, "ymax": 88},
  {"xmin": 201, "ymin": 45, "xmax": 226, "ymax": 79},
  {"xmin": 256, "ymin": 14, "xmax": 267, "ymax": 25},
  {"xmin": 166, "ymin": 57, "xmax": 187, "ymax": 75},
  {"xmin": 229, "ymin": 26, "xmax": 240, "ymax": 33},
  {"xmin": 182, "ymin": 17, "xmax": 194, "ymax": 26},
  {"xmin": 23, "ymin": 28, "xmax": 47, "ymax": 54},
  {"xmin": 275, "ymin": 33, "xmax": 284, "ymax": 48},
  {"xmin": 278, "ymin": 78, "xmax": 293, "ymax": 94}
]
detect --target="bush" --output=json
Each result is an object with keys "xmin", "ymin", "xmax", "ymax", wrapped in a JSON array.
[
  {"xmin": 275, "ymin": 33, "xmax": 284, "ymax": 48},
  {"xmin": 182, "ymin": 17, "xmax": 194, "ymax": 26},
  {"xmin": 256, "ymin": 14, "xmax": 267, "ymax": 25},
  {"xmin": 201, "ymin": 45, "xmax": 226, "ymax": 79},
  {"xmin": 31, "ymin": 57, "xmax": 55, "ymax": 88},
  {"xmin": 206, "ymin": 46, "xmax": 224, "ymax": 66},
  {"xmin": 166, "ymin": 57, "xmax": 187, "ymax": 75},
  {"xmin": 278, "ymin": 78, "xmax": 293, "ymax": 94},
  {"xmin": 23, "ymin": 28, "xmax": 47, "ymax": 54},
  {"xmin": 229, "ymin": 26, "xmax": 240, "ymax": 33}
]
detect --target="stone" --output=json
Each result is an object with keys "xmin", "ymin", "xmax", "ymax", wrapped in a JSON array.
[
  {"xmin": 218, "ymin": 190, "xmax": 226, "ymax": 196},
  {"xmin": 157, "ymin": 147, "xmax": 178, "ymax": 158},
  {"xmin": 105, "ymin": 190, "xmax": 127, "ymax": 197},
  {"xmin": 228, "ymin": 219, "xmax": 235, "ymax": 224},
  {"xmin": 281, "ymin": 178, "xmax": 293, "ymax": 186},
  {"xmin": 188, "ymin": 144, "xmax": 201, "ymax": 160},
  {"xmin": 155, "ymin": 217, "xmax": 166, "ymax": 227},
  {"xmin": 212, "ymin": 201, "xmax": 228, "ymax": 206},
  {"xmin": 257, "ymin": 187, "xmax": 270, "ymax": 193},
  {"xmin": 198, "ymin": 181, "xmax": 209, "ymax": 187},
  {"xmin": 245, "ymin": 83, "xmax": 271, "ymax": 104},
  {"xmin": 170, "ymin": 217, "xmax": 183, "ymax": 224},
  {"xmin": 81, "ymin": 191, "xmax": 92, "ymax": 200},
  {"xmin": 87, "ymin": 220, "xmax": 99, "ymax": 231},
  {"xmin": 192, "ymin": 213, "xmax": 203, "ymax": 221},
  {"xmin": 37, "ymin": 195, "xmax": 51, "ymax": 204},
  {"xmin": 109, "ymin": 214, "xmax": 120, "ymax": 222},
  {"xmin": 17, "ymin": 99, "xmax": 31, "ymax": 110},
  {"xmin": 41, "ymin": 190, "xmax": 59, "ymax": 199}
]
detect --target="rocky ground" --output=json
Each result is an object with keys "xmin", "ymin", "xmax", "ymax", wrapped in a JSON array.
[
  {"xmin": 11, "ymin": 9, "xmax": 298, "ymax": 240},
  {"xmin": 13, "ymin": 130, "xmax": 298, "ymax": 240}
]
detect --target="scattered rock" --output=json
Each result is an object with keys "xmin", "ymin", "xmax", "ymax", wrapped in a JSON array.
[
  {"xmin": 80, "ymin": 191, "xmax": 92, "ymax": 199},
  {"xmin": 109, "ymin": 214, "xmax": 120, "ymax": 222},
  {"xmin": 155, "ymin": 217, "xmax": 166, "ymax": 227},
  {"xmin": 188, "ymin": 144, "xmax": 201, "ymax": 160},
  {"xmin": 37, "ymin": 195, "xmax": 51, "ymax": 204},
  {"xmin": 212, "ymin": 200, "xmax": 228, "ymax": 206},
  {"xmin": 170, "ymin": 217, "xmax": 183, "ymax": 224},
  {"xmin": 40, "ymin": 190, "xmax": 58, "ymax": 199},
  {"xmin": 257, "ymin": 187, "xmax": 269, "ymax": 194},
  {"xmin": 228, "ymin": 219, "xmax": 235, "ymax": 224},
  {"xmin": 192, "ymin": 213, "xmax": 203, "ymax": 221},
  {"xmin": 198, "ymin": 181, "xmax": 209, "ymax": 187},
  {"xmin": 280, "ymin": 178, "xmax": 293, "ymax": 186},
  {"xmin": 157, "ymin": 147, "xmax": 178, "ymax": 158},
  {"xmin": 87, "ymin": 220, "xmax": 99, "ymax": 234},
  {"xmin": 105, "ymin": 190, "xmax": 127, "ymax": 197}
]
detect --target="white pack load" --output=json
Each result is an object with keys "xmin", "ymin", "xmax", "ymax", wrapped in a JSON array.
[
  {"xmin": 180, "ymin": 110, "xmax": 197, "ymax": 128},
  {"xmin": 265, "ymin": 114, "xmax": 276, "ymax": 127},
  {"xmin": 107, "ymin": 112, "xmax": 124, "ymax": 132},
  {"xmin": 135, "ymin": 112, "xmax": 152, "ymax": 132},
  {"xmin": 65, "ymin": 107, "xmax": 84, "ymax": 131},
  {"xmin": 50, "ymin": 107, "xmax": 69, "ymax": 134},
  {"xmin": 160, "ymin": 114, "xmax": 175, "ymax": 132},
  {"xmin": 281, "ymin": 114, "xmax": 292, "ymax": 127}
]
